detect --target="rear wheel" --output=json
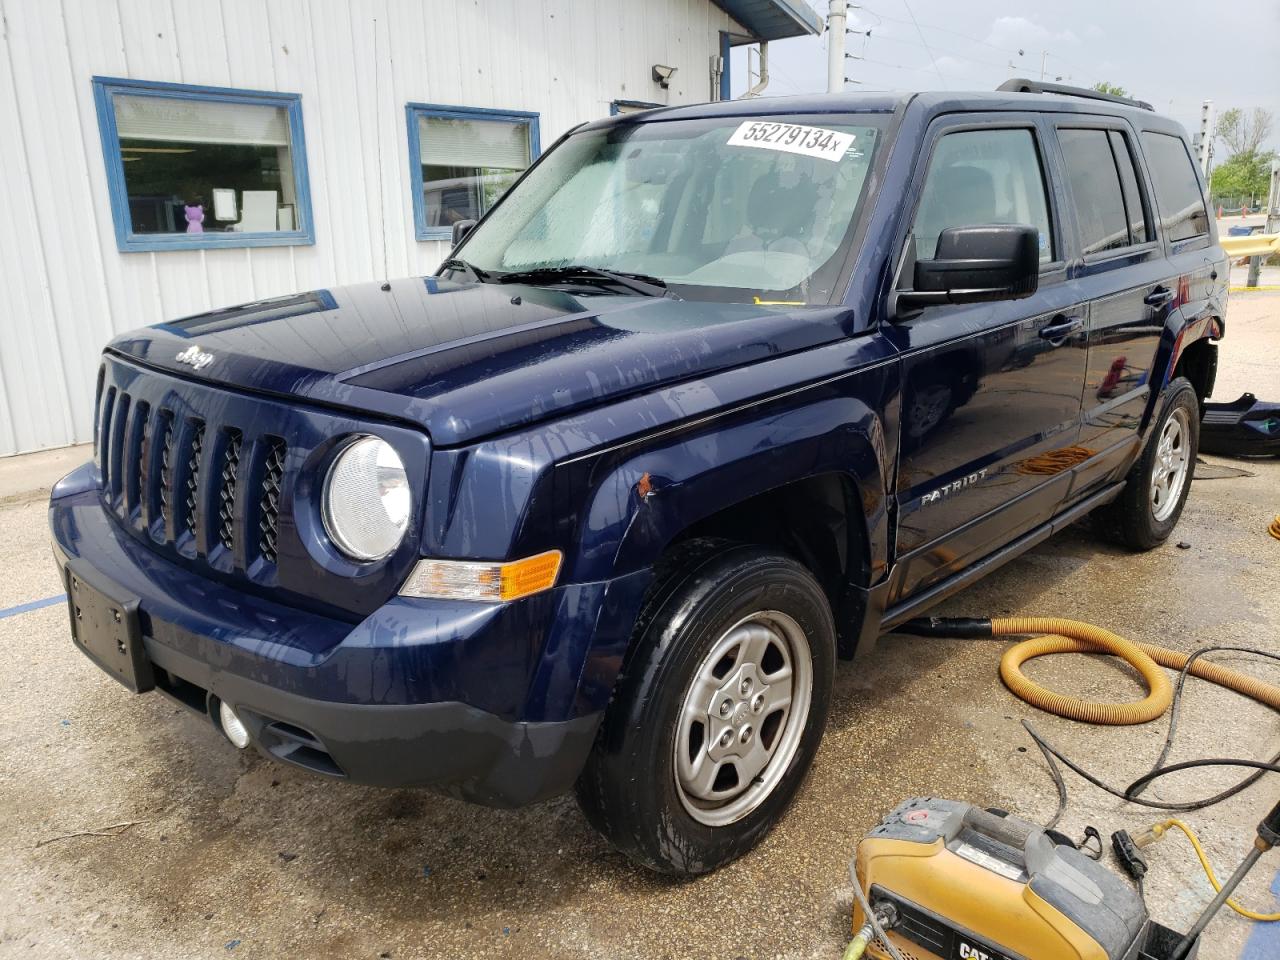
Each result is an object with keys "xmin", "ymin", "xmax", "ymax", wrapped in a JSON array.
[
  {"xmin": 576, "ymin": 542, "xmax": 835, "ymax": 874},
  {"xmin": 1096, "ymin": 377, "xmax": 1199, "ymax": 550}
]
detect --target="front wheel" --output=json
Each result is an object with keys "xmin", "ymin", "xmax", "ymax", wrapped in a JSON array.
[
  {"xmin": 575, "ymin": 543, "xmax": 835, "ymax": 875},
  {"xmin": 1096, "ymin": 376, "xmax": 1199, "ymax": 551}
]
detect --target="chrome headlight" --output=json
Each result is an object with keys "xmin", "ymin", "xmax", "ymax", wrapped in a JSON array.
[{"xmin": 322, "ymin": 436, "xmax": 411, "ymax": 561}]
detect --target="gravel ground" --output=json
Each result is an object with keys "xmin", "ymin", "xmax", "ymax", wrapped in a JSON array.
[{"xmin": 1, "ymin": 296, "xmax": 1277, "ymax": 960}]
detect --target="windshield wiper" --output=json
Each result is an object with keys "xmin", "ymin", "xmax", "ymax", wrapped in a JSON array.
[
  {"xmin": 439, "ymin": 258, "xmax": 490, "ymax": 282},
  {"xmin": 495, "ymin": 265, "xmax": 674, "ymax": 298}
]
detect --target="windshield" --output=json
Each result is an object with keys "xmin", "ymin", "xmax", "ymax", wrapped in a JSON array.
[{"xmin": 451, "ymin": 114, "xmax": 887, "ymax": 304}]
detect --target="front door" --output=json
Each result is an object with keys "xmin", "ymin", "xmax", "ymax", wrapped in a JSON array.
[{"xmin": 883, "ymin": 118, "xmax": 1089, "ymax": 604}]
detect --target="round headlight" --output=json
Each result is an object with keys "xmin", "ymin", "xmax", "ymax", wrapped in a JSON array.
[{"xmin": 322, "ymin": 436, "xmax": 411, "ymax": 561}]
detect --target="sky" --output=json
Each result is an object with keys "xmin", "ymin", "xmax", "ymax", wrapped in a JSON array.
[{"xmin": 730, "ymin": 0, "xmax": 1280, "ymax": 153}]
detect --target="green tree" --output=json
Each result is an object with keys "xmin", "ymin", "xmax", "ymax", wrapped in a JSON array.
[
  {"xmin": 1214, "ymin": 107, "xmax": 1274, "ymax": 157},
  {"xmin": 1210, "ymin": 149, "xmax": 1276, "ymax": 203},
  {"xmin": 1091, "ymin": 81, "xmax": 1128, "ymax": 97}
]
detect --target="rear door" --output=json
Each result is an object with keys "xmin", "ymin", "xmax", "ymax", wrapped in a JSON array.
[
  {"xmin": 884, "ymin": 115, "xmax": 1089, "ymax": 604},
  {"xmin": 1051, "ymin": 120, "xmax": 1167, "ymax": 494}
]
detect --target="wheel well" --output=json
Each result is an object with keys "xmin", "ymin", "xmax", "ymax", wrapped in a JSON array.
[
  {"xmin": 667, "ymin": 473, "xmax": 869, "ymax": 658},
  {"xmin": 1173, "ymin": 337, "xmax": 1217, "ymax": 409}
]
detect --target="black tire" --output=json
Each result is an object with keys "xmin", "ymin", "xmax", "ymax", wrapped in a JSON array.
[
  {"xmin": 575, "ymin": 541, "xmax": 835, "ymax": 875},
  {"xmin": 1095, "ymin": 377, "xmax": 1200, "ymax": 551}
]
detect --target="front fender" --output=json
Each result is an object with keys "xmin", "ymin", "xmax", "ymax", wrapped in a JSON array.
[
  {"xmin": 530, "ymin": 364, "xmax": 898, "ymax": 716},
  {"xmin": 568, "ymin": 393, "xmax": 892, "ymax": 584}
]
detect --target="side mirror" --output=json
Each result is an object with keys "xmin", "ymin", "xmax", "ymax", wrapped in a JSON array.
[
  {"xmin": 451, "ymin": 219, "xmax": 477, "ymax": 247},
  {"xmin": 898, "ymin": 224, "xmax": 1039, "ymax": 312}
]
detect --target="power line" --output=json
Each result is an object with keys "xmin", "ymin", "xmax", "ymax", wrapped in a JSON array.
[
  {"xmin": 847, "ymin": 3, "xmax": 1088, "ymax": 90},
  {"xmin": 852, "ymin": 31, "xmax": 1015, "ymax": 74},
  {"xmin": 899, "ymin": 0, "xmax": 945, "ymax": 84},
  {"xmin": 852, "ymin": 3, "xmax": 1025, "ymax": 58}
]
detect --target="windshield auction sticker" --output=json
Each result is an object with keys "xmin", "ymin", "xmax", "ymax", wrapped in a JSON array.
[{"xmin": 726, "ymin": 121, "xmax": 855, "ymax": 161}]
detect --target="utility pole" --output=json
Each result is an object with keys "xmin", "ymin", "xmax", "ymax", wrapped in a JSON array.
[
  {"xmin": 1039, "ymin": 51, "xmax": 1047, "ymax": 81},
  {"xmin": 1248, "ymin": 159, "xmax": 1280, "ymax": 287},
  {"xmin": 828, "ymin": 0, "xmax": 847, "ymax": 93},
  {"xmin": 1196, "ymin": 100, "xmax": 1214, "ymax": 175}
]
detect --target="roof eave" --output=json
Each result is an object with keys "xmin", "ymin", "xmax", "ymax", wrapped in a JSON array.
[{"xmin": 712, "ymin": 0, "xmax": 823, "ymax": 41}]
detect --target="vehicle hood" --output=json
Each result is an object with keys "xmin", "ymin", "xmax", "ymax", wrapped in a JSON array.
[{"xmin": 107, "ymin": 277, "xmax": 848, "ymax": 446}]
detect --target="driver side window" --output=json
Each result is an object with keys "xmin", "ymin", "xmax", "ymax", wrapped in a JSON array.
[{"xmin": 906, "ymin": 127, "xmax": 1054, "ymax": 281}]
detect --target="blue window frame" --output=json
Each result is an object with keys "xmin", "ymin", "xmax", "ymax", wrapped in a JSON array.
[
  {"xmin": 91, "ymin": 77, "xmax": 314, "ymax": 253},
  {"xmin": 406, "ymin": 103, "xmax": 540, "ymax": 242}
]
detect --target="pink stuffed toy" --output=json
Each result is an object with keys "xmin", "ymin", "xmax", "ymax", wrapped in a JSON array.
[{"xmin": 184, "ymin": 203, "xmax": 205, "ymax": 234}]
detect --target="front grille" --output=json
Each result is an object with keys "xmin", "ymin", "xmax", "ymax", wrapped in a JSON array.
[
  {"xmin": 94, "ymin": 389, "xmax": 299, "ymax": 576},
  {"xmin": 130, "ymin": 400, "xmax": 151, "ymax": 516},
  {"xmin": 157, "ymin": 412, "xmax": 175, "ymax": 530},
  {"xmin": 98, "ymin": 386, "xmax": 117, "ymax": 490},
  {"xmin": 92, "ymin": 352, "xmax": 426, "ymax": 616},
  {"xmin": 95, "ymin": 402, "xmax": 285, "ymax": 571},
  {"xmin": 217, "ymin": 430, "xmax": 242, "ymax": 551},
  {"xmin": 185, "ymin": 421, "xmax": 205, "ymax": 538},
  {"xmin": 259, "ymin": 438, "xmax": 286, "ymax": 564}
]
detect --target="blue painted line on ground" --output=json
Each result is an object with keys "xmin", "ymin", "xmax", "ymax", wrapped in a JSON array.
[
  {"xmin": 0, "ymin": 594, "xmax": 66, "ymax": 619},
  {"xmin": 1239, "ymin": 869, "xmax": 1280, "ymax": 960}
]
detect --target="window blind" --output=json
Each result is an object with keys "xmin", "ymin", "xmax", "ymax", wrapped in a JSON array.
[
  {"xmin": 114, "ymin": 94, "xmax": 290, "ymax": 147},
  {"xmin": 418, "ymin": 115, "xmax": 529, "ymax": 170}
]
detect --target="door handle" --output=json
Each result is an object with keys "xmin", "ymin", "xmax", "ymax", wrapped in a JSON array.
[
  {"xmin": 1144, "ymin": 286, "xmax": 1175, "ymax": 307},
  {"xmin": 1038, "ymin": 316, "xmax": 1084, "ymax": 342}
]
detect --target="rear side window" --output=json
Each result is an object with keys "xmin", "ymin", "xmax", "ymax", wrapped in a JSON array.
[
  {"xmin": 1058, "ymin": 129, "xmax": 1129, "ymax": 254},
  {"xmin": 908, "ymin": 128, "xmax": 1054, "ymax": 266},
  {"xmin": 1110, "ymin": 131, "xmax": 1149, "ymax": 244},
  {"xmin": 1140, "ymin": 132, "xmax": 1209, "ymax": 241}
]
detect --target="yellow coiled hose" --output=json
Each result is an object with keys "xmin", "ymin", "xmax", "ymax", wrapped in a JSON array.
[{"xmin": 993, "ymin": 617, "xmax": 1280, "ymax": 725}]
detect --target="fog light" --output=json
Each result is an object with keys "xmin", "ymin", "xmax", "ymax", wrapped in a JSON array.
[{"xmin": 219, "ymin": 701, "xmax": 251, "ymax": 749}]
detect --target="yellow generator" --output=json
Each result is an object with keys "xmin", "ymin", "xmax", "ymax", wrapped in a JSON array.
[{"xmin": 851, "ymin": 798, "xmax": 1193, "ymax": 960}]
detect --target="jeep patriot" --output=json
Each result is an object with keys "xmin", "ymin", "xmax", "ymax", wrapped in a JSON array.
[{"xmin": 51, "ymin": 82, "xmax": 1226, "ymax": 874}]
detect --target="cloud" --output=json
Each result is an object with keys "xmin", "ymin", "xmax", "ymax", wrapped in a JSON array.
[{"xmin": 986, "ymin": 16, "xmax": 1078, "ymax": 52}]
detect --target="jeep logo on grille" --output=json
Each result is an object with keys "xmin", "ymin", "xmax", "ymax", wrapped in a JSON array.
[{"xmin": 175, "ymin": 345, "xmax": 215, "ymax": 371}]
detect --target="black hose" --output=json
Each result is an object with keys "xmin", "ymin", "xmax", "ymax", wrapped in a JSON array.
[
  {"xmin": 898, "ymin": 616, "xmax": 993, "ymax": 639},
  {"xmin": 1022, "ymin": 644, "xmax": 1280, "ymax": 815}
]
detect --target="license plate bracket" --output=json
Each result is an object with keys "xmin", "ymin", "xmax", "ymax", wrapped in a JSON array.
[{"xmin": 65, "ymin": 559, "xmax": 153, "ymax": 693}]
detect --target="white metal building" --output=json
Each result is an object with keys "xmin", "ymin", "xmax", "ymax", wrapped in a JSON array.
[{"xmin": 0, "ymin": 0, "xmax": 819, "ymax": 457}]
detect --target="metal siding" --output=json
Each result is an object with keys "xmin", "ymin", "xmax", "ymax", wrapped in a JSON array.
[{"xmin": 0, "ymin": 0, "xmax": 748, "ymax": 456}]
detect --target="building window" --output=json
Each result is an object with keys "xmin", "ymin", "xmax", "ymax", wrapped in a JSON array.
[
  {"xmin": 406, "ymin": 103, "xmax": 539, "ymax": 241},
  {"xmin": 92, "ymin": 77, "xmax": 313, "ymax": 253}
]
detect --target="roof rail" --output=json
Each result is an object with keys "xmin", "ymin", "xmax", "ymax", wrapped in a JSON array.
[{"xmin": 997, "ymin": 78, "xmax": 1154, "ymax": 112}]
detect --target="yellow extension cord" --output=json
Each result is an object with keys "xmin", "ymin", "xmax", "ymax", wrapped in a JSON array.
[
  {"xmin": 1147, "ymin": 819, "xmax": 1280, "ymax": 922},
  {"xmin": 989, "ymin": 616, "xmax": 1280, "ymax": 921},
  {"xmin": 1269, "ymin": 515, "xmax": 1280, "ymax": 541}
]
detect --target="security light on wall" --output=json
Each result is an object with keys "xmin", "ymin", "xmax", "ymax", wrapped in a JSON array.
[{"xmin": 652, "ymin": 65, "xmax": 677, "ymax": 89}]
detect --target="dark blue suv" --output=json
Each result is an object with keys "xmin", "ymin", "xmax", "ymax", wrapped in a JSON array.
[{"xmin": 50, "ymin": 83, "xmax": 1226, "ymax": 875}]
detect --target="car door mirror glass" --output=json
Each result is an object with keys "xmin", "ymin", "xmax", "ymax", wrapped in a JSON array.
[{"xmin": 897, "ymin": 224, "xmax": 1040, "ymax": 313}]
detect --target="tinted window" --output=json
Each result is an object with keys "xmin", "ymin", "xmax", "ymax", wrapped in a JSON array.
[
  {"xmin": 909, "ymin": 128, "xmax": 1053, "ymax": 267},
  {"xmin": 1058, "ymin": 129, "xmax": 1129, "ymax": 254},
  {"xmin": 1140, "ymin": 132, "xmax": 1209, "ymax": 241},
  {"xmin": 1109, "ymin": 131, "xmax": 1149, "ymax": 243}
]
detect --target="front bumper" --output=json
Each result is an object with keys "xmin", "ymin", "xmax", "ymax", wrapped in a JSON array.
[{"xmin": 49, "ymin": 463, "xmax": 636, "ymax": 807}]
